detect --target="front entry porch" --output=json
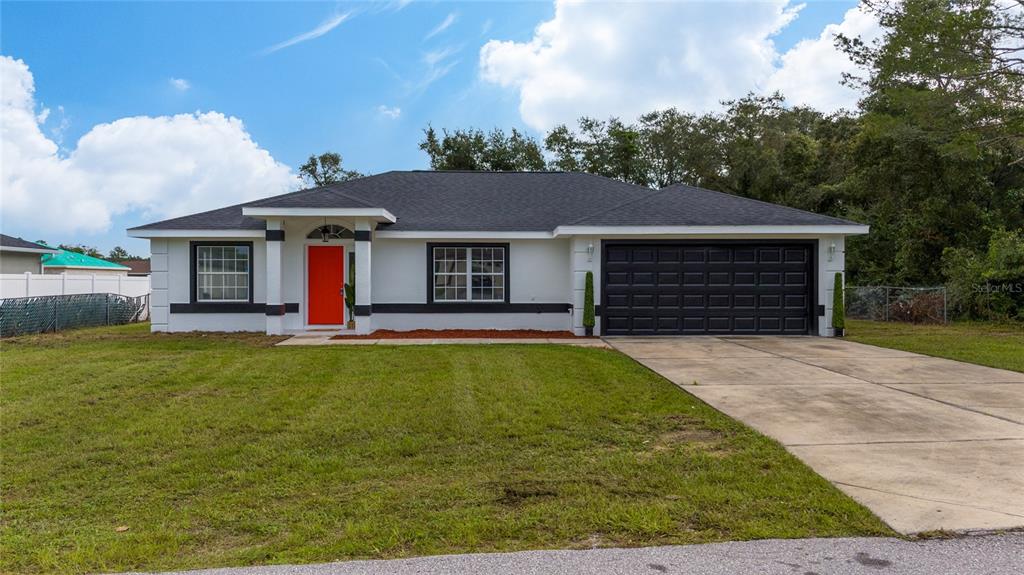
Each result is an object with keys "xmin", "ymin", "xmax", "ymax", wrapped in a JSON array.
[{"xmin": 250, "ymin": 208, "xmax": 394, "ymax": 335}]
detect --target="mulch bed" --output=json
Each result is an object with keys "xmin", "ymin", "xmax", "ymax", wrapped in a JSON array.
[{"xmin": 330, "ymin": 329, "xmax": 595, "ymax": 340}]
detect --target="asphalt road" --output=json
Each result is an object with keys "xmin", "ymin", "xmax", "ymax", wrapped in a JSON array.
[{"xmin": 124, "ymin": 533, "xmax": 1023, "ymax": 575}]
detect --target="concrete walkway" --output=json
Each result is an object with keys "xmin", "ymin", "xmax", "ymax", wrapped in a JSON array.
[
  {"xmin": 607, "ymin": 336, "xmax": 1024, "ymax": 534},
  {"xmin": 276, "ymin": 334, "xmax": 609, "ymax": 347},
  {"xmin": 122, "ymin": 533, "xmax": 1023, "ymax": 575}
]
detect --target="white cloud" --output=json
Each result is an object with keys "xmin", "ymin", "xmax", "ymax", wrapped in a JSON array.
[
  {"xmin": 262, "ymin": 12, "xmax": 351, "ymax": 54},
  {"xmin": 425, "ymin": 12, "xmax": 457, "ymax": 40},
  {"xmin": 417, "ymin": 46, "xmax": 460, "ymax": 92},
  {"xmin": 1, "ymin": 56, "xmax": 298, "ymax": 234},
  {"xmin": 169, "ymin": 77, "xmax": 190, "ymax": 91},
  {"xmin": 377, "ymin": 105, "xmax": 401, "ymax": 119},
  {"xmin": 480, "ymin": 0, "xmax": 879, "ymax": 131},
  {"xmin": 765, "ymin": 5, "xmax": 883, "ymax": 111}
]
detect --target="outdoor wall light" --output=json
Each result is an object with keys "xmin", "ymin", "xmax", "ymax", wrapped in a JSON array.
[
  {"xmin": 828, "ymin": 241, "xmax": 837, "ymax": 262},
  {"xmin": 587, "ymin": 242, "xmax": 595, "ymax": 262}
]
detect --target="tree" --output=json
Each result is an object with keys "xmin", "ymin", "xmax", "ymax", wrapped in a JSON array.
[
  {"xmin": 418, "ymin": 126, "xmax": 545, "ymax": 171},
  {"xmin": 58, "ymin": 244, "xmax": 103, "ymax": 258},
  {"xmin": 835, "ymin": 0, "xmax": 1024, "ymax": 285},
  {"xmin": 299, "ymin": 152, "xmax": 363, "ymax": 187},
  {"xmin": 108, "ymin": 246, "xmax": 132, "ymax": 260},
  {"xmin": 544, "ymin": 117, "xmax": 649, "ymax": 185},
  {"xmin": 838, "ymin": 0, "xmax": 1024, "ymax": 162}
]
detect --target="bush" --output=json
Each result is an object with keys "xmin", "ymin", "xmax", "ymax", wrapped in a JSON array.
[
  {"xmin": 887, "ymin": 291, "xmax": 946, "ymax": 323},
  {"xmin": 583, "ymin": 271, "xmax": 595, "ymax": 329},
  {"xmin": 942, "ymin": 229, "xmax": 1024, "ymax": 321},
  {"xmin": 832, "ymin": 272, "xmax": 845, "ymax": 330}
]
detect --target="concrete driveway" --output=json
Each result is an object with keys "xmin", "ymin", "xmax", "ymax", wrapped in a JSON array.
[{"xmin": 606, "ymin": 336, "xmax": 1024, "ymax": 534}]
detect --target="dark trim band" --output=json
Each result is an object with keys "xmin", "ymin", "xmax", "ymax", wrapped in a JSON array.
[
  {"xmin": 265, "ymin": 304, "xmax": 286, "ymax": 316},
  {"xmin": 372, "ymin": 303, "xmax": 570, "ymax": 314},
  {"xmin": 171, "ymin": 302, "xmax": 299, "ymax": 314},
  {"xmin": 354, "ymin": 305, "xmax": 373, "ymax": 316},
  {"xmin": 354, "ymin": 230, "xmax": 372, "ymax": 241},
  {"xmin": 265, "ymin": 229, "xmax": 285, "ymax": 241}
]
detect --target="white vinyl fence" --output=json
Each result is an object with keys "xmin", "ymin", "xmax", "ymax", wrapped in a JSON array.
[{"xmin": 0, "ymin": 272, "xmax": 151, "ymax": 299}]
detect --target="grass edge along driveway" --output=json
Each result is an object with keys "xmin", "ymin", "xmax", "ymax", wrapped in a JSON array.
[
  {"xmin": 1, "ymin": 324, "xmax": 889, "ymax": 574},
  {"xmin": 846, "ymin": 319, "xmax": 1024, "ymax": 373}
]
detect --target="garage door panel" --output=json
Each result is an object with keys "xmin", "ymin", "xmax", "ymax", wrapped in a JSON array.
[{"xmin": 603, "ymin": 242, "xmax": 814, "ymax": 336}]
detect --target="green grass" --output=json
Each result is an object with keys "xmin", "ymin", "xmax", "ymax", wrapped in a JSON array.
[
  {"xmin": 847, "ymin": 319, "xmax": 1024, "ymax": 373},
  {"xmin": 2, "ymin": 324, "xmax": 888, "ymax": 573}
]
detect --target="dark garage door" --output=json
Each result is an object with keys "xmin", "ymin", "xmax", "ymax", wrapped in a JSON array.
[{"xmin": 602, "ymin": 242, "xmax": 815, "ymax": 336}]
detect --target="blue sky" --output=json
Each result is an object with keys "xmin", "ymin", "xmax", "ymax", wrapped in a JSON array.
[{"xmin": 1, "ymin": 1, "xmax": 870, "ymax": 256}]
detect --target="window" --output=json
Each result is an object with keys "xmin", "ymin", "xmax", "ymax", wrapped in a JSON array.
[
  {"xmin": 431, "ymin": 245, "xmax": 507, "ymax": 302},
  {"xmin": 194, "ymin": 244, "xmax": 251, "ymax": 302}
]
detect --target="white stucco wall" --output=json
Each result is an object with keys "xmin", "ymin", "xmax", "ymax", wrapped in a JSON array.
[
  {"xmin": 155, "ymin": 237, "xmax": 268, "ymax": 333},
  {"xmin": 149, "ymin": 230, "xmax": 849, "ymax": 335},
  {"xmin": 818, "ymin": 235, "xmax": 845, "ymax": 336},
  {"xmin": 0, "ymin": 251, "xmax": 43, "ymax": 274},
  {"xmin": 370, "ymin": 238, "xmax": 571, "ymax": 304}
]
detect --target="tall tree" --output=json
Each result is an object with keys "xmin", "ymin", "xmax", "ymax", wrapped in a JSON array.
[
  {"xmin": 108, "ymin": 246, "xmax": 132, "ymax": 260},
  {"xmin": 836, "ymin": 0, "xmax": 1024, "ymax": 284},
  {"xmin": 299, "ymin": 152, "xmax": 363, "ymax": 187},
  {"xmin": 418, "ymin": 126, "xmax": 545, "ymax": 171},
  {"xmin": 544, "ymin": 117, "xmax": 649, "ymax": 185}
]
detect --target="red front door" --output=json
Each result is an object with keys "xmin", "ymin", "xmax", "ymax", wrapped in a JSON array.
[{"xmin": 308, "ymin": 246, "xmax": 345, "ymax": 324}]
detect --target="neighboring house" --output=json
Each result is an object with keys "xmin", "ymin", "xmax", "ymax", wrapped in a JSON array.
[
  {"xmin": 116, "ymin": 259, "xmax": 151, "ymax": 277},
  {"xmin": 0, "ymin": 234, "xmax": 58, "ymax": 274},
  {"xmin": 42, "ymin": 248, "xmax": 132, "ymax": 276},
  {"xmin": 128, "ymin": 171, "xmax": 868, "ymax": 336}
]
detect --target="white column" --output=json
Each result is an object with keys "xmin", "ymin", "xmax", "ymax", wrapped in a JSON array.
[
  {"xmin": 265, "ymin": 218, "xmax": 285, "ymax": 335},
  {"xmin": 354, "ymin": 220, "xmax": 373, "ymax": 334}
]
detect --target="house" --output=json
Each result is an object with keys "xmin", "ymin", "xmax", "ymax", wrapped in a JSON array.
[
  {"xmin": 115, "ymin": 259, "xmax": 151, "ymax": 277},
  {"xmin": 42, "ymin": 248, "xmax": 132, "ymax": 276},
  {"xmin": 128, "ymin": 171, "xmax": 868, "ymax": 336},
  {"xmin": 0, "ymin": 234, "xmax": 58, "ymax": 274}
]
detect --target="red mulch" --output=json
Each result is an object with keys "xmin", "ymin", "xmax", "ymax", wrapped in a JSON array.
[{"xmin": 330, "ymin": 329, "xmax": 595, "ymax": 340}]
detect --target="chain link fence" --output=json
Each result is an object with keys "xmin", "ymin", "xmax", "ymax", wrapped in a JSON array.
[
  {"xmin": 0, "ymin": 293, "xmax": 150, "ymax": 337},
  {"xmin": 846, "ymin": 286, "xmax": 948, "ymax": 324}
]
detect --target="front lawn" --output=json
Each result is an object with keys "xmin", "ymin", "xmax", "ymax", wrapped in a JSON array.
[
  {"xmin": 846, "ymin": 319, "xmax": 1024, "ymax": 373},
  {"xmin": 1, "ymin": 324, "xmax": 888, "ymax": 573}
]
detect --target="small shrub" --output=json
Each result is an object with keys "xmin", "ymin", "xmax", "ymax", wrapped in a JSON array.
[
  {"xmin": 583, "ymin": 271, "xmax": 595, "ymax": 330},
  {"xmin": 832, "ymin": 272, "xmax": 845, "ymax": 330}
]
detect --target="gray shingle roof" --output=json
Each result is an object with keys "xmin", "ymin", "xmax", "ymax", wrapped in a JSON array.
[
  {"xmin": 568, "ymin": 184, "xmax": 859, "ymax": 227},
  {"xmin": 0, "ymin": 234, "xmax": 55, "ymax": 251},
  {"xmin": 129, "ymin": 171, "xmax": 861, "ymax": 232}
]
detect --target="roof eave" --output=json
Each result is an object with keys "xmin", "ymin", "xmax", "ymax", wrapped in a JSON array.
[
  {"xmin": 0, "ymin": 245, "xmax": 60, "ymax": 254},
  {"xmin": 552, "ymin": 224, "xmax": 871, "ymax": 237},
  {"xmin": 127, "ymin": 229, "xmax": 266, "ymax": 239},
  {"xmin": 240, "ymin": 207, "xmax": 397, "ymax": 223}
]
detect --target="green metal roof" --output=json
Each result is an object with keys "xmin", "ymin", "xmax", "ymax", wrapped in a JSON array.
[{"xmin": 41, "ymin": 248, "xmax": 131, "ymax": 270}]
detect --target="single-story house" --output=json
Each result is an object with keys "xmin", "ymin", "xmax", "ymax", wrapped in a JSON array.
[
  {"xmin": 0, "ymin": 234, "xmax": 58, "ymax": 274},
  {"xmin": 42, "ymin": 248, "xmax": 132, "ymax": 276},
  {"xmin": 116, "ymin": 259, "xmax": 151, "ymax": 277},
  {"xmin": 128, "ymin": 171, "xmax": 868, "ymax": 336}
]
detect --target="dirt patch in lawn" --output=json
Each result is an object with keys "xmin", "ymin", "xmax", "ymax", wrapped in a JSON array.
[{"xmin": 331, "ymin": 329, "xmax": 596, "ymax": 340}]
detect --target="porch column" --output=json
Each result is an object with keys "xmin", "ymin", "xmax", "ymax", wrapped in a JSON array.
[
  {"xmin": 265, "ymin": 218, "xmax": 286, "ymax": 335},
  {"xmin": 354, "ymin": 220, "xmax": 373, "ymax": 334}
]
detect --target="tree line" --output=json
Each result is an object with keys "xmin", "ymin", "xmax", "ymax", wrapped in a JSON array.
[{"xmin": 307, "ymin": 0, "xmax": 1024, "ymax": 319}]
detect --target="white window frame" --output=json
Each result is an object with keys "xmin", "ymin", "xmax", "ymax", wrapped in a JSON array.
[
  {"xmin": 194, "ymin": 244, "xmax": 252, "ymax": 303},
  {"xmin": 430, "ymin": 244, "xmax": 508, "ymax": 303}
]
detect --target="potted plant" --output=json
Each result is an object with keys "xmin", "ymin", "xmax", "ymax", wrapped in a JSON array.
[
  {"xmin": 344, "ymin": 280, "xmax": 356, "ymax": 329},
  {"xmin": 344, "ymin": 261, "xmax": 356, "ymax": 330},
  {"xmin": 832, "ymin": 271, "xmax": 845, "ymax": 337},
  {"xmin": 583, "ymin": 270, "xmax": 595, "ymax": 336}
]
